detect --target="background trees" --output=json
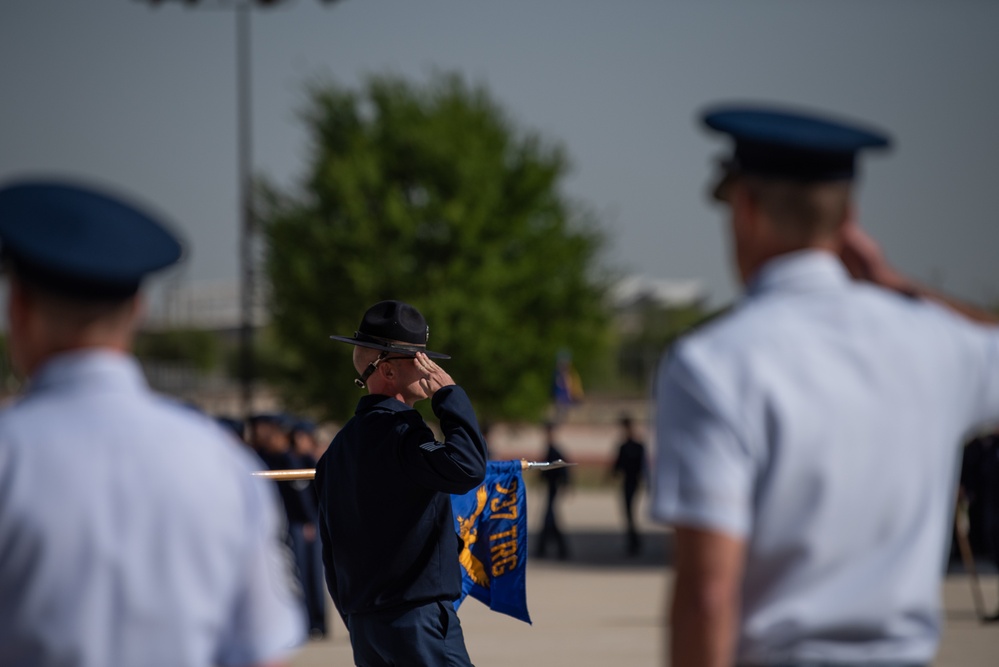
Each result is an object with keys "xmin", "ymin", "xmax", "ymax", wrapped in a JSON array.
[{"xmin": 259, "ymin": 73, "xmax": 612, "ymax": 422}]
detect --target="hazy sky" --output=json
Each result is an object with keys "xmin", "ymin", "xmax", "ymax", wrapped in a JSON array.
[{"xmin": 2, "ymin": 0, "xmax": 998, "ymax": 309}]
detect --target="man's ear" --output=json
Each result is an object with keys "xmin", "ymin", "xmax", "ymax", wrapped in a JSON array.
[
  {"xmin": 731, "ymin": 183, "xmax": 760, "ymax": 234},
  {"xmin": 8, "ymin": 277, "xmax": 31, "ymax": 325},
  {"xmin": 130, "ymin": 294, "xmax": 145, "ymax": 321}
]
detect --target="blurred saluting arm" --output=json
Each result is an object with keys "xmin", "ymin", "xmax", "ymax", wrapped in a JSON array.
[{"xmin": 840, "ymin": 218, "xmax": 999, "ymax": 325}]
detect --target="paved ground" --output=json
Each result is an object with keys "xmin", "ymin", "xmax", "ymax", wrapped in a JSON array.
[{"xmin": 290, "ymin": 488, "xmax": 999, "ymax": 667}]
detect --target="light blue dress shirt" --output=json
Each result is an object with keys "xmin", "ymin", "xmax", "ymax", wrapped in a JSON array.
[
  {"xmin": 0, "ymin": 350, "xmax": 304, "ymax": 666},
  {"xmin": 652, "ymin": 250, "xmax": 999, "ymax": 664}
]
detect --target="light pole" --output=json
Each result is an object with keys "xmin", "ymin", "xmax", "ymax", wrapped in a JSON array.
[
  {"xmin": 235, "ymin": 0, "xmax": 255, "ymax": 419},
  {"xmin": 138, "ymin": 0, "xmax": 341, "ymax": 419}
]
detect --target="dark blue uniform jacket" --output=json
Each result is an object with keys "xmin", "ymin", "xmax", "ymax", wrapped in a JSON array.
[{"xmin": 315, "ymin": 386, "xmax": 487, "ymax": 620}]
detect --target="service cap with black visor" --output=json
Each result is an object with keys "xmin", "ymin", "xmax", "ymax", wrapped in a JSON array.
[
  {"xmin": 702, "ymin": 105, "xmax": 892, "ymax": 202},
  {"xmin": 0, "ymin": 179, "xmax": 183, "ymax": 300}
]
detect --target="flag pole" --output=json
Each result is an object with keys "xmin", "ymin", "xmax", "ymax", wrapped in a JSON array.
[{"xmin": 251, "ymin": 459, "xmax": 575, "ymax": 481}]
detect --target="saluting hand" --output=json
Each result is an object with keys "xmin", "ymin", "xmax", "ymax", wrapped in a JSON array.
[
  {"xmin": 840, "ymin": 217, "xmax": 906, "ymax": 291},
  {"xmin": 415, "ymin": 351, "xmax": 454, "ymax": 396}
]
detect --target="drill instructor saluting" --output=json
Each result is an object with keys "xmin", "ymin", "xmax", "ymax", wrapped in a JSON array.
[{"xmin": 316, "ymin": 300, "xmax": 487, "ymax": 667}]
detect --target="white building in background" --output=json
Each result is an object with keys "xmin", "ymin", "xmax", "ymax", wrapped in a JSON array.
[
  {"xmin": 611, "ymin": 274, "xmax": 706, "ymax": 308},
  {"xmin": 142, "ymin": 280, "xmax": 269, "ymax": 332},
  {"xmin": 611, "ymin": 274, "xmax": 707, "ymax": 334},
  {"xmin": 143, "ymin": 274, "xmax": 706, "ymax": 333}
]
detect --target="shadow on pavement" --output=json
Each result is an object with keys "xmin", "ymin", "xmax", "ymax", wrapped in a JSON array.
[
  {"xmin": 946, "ymin": 556, "xmax": 998, "ymax": 576},
  {"xmin": 941, "ymin": 608, "xmax": 987, "ymax": 623},
  {"xmin": 528, "ymin": 529, "xmax": 674, "ymax": 569}
]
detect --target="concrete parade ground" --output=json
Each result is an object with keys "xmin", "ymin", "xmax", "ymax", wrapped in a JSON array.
[{"xmin": 291, "ymin": 487, "xmax": 999, "ymax": 667}]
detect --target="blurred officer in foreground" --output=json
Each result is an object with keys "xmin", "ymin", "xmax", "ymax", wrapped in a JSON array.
[
  {"xmin": 651, "ymin": 106, "xmax": 999, "ymax": 667},
  {"xmin": 316, "ymin": 300, "xmax": 487, "ymax": 667},
  {"xmin": 0, "ymin": 180, "xmax": 304, "ymax": 667}
]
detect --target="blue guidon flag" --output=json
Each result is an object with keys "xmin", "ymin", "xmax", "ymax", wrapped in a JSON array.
[{"xmin": 451, "ymin": 460, "xmax": 531, "ymax": 624}]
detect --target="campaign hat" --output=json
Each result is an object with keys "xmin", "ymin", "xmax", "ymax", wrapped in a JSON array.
[
  {"xmin": 0, "ymin": 178, "xmax": 183, "ymax": 299},
  {"xmin": 330, "ymin": 300, "xmax": 450, "ymax": 360},
  {"xmin": 702, "ymin": 104, "xmax": 891, "ymax": 198}
]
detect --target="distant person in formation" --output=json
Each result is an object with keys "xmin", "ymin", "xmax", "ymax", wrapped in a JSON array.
[
  {"xmin": 250, "ymin": 413, "xmax": 325, "ymax": 641},
  {"xmin": 315, "ymin": 300, "xmax": 487, "ymax": 667},
  {"xmin": 651, "ymin": 104, "xmax": 999, "ymax": 667},
  {"xmin": 288, "ymin": 419, "xmax": 329, "ymax": 638},
  {"xmin": 216, "ymin": 415, "xmax": 246, "ymax": 443},
  {"xmin": 609, "ymin": 414, "xmax": 648, "ymax": 556},
  {"xmin": 960, "ymin": 429, "xmax": 999, "ymax": 622},
  {"xmin": 0, "ymin": 179, "xmax": 304, "ymax": 667},
  {"xmin": 535, "ymin": 421, "xmax": 571, "ymax": 560}
]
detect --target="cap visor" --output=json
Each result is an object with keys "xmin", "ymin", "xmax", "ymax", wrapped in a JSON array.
[{"xmin": 328, "ymin": 335, "xmax": 450, "ymax": 359}]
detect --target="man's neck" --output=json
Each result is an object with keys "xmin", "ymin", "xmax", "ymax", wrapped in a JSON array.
[
  {"xmin": 741, "ymin": 238, "xmax": 839, "ymax": 286},
  {"xmin": 23, "ymin": 345, "xmax": 130, "ymax": 381}
]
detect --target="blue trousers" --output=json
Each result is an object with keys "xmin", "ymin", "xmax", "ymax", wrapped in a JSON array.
[{"xmin": 347, "ymin": 600, "xmax": 473, "ymax": 667}]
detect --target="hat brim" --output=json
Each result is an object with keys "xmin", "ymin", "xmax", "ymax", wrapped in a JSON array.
[{"xmin": 329, "ymin": 335, "xmax": 451, "ymax": 360}]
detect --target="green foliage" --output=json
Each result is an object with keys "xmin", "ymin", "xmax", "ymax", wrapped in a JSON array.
[
  {"xmin": 259, "ymin": 72, "xmax": 612, "ymax": 421},
  {"xmin": 134, "ymin": 329, "xmax": 221, "ymax": 373}
]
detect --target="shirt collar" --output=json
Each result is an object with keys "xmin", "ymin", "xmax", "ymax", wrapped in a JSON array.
[
  {"xmin": 356, "ymin": 393, "xmax": 412, "ymax": 415},
  {"xmin": 26, "ymin": 349, "xmax": 148, "ymax": 396},
  {"xmin": 745, "ymin": 249, "xmax": 851, "ymax": 299}
]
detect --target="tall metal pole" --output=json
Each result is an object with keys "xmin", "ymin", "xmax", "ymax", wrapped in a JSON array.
[
  {"xmin": 139, "ymin": 0, "xmax": 343, "ymax": 420},
  {"xmin": 237, "ymin": 1, "xmax": 255, "ymax": 418}
]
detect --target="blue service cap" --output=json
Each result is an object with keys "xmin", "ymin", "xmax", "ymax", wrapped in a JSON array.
[
  {"xmin": 0, "ymin": 179, "xmax": 183, "ymax": 299},
  {"xmin": 248, "ymin": 412, "xmax": 298, "ymax": 431},
  {"xmin": 291, "ymin": 418, "xmax": 316, "ymax": 434},
  {"xmin": 702, "ymin": 104, "xmax": 892, "ymax": 187}
]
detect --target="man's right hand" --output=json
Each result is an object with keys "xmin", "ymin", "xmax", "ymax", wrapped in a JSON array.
[
  {"xmin": 840, "ymin": 217, "xmax": 999, "ymax": 324},
  {"xmin": 415, "ymin": 351, "xmax": 455, "ymax": 396},
  {"xmin": 839, "ymin": 218, "xmax": 907, "ymax": 291}
]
